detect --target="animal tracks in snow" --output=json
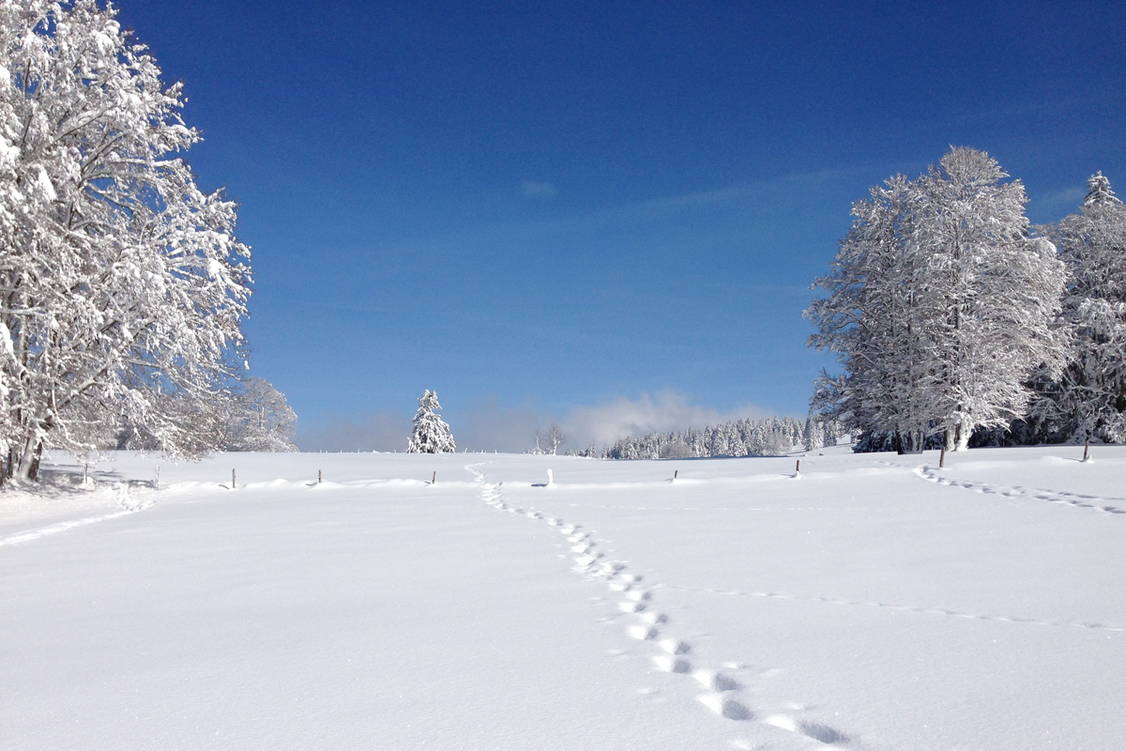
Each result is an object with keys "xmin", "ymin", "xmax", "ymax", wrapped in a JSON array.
[
  {"xmin": 908, "ymin": 463, "xmax": 1125, "ymax": 515},
  {"xmin": 466, "ymin": 463, "xmax": 856, "ymax": 747},
  {"xmin": 766, "ymin": 715, "xmax": 851, "ymax": 745},
  {"xmin": 665, "ymin": 584, "xmax": 1126, "ymax": 634},
  {"xmin": 562, "ymin": 501, "xmax": 862, "ymax": 513}
]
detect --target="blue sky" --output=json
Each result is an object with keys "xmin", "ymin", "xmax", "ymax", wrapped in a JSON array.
[{"xmin": 116, "ymin": 0, "xmax": 1125, "ymax": 450}]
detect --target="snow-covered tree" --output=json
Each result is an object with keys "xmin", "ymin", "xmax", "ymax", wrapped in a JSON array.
[
  {"xmin": 407, "ymin": 389, "xmax": 455, "ymax": 453},
  {"xmin": 1083, "ymin": 171, "xmax": 1118, "ymax": 208},
  {"xmin": 1033, "ymin": 172, "xmax": 1126, "ymax": 443},
  {"xmin": 537, "ymin": 424, "xmax": 564, "ymax": 455},
  {"xmin": 915, "ymin": 148, "xmax": 1067, "ymax": 450},
  {"xmin": 808, "ymin": 174, "xmax": 930, "ymax": 452},
  {"xmin": 220, "ymin": 378, "xmax": 298, "ymax": 452},
  {"xmin": 659, "ymin": 437, "xmax": 692, "ymax": 458},
  {"xmin": 602, "ymin": 415, "xmax": 804, "ymax": 459},
  {"xmin": 821, "ymin": 418, "xmax": 844, "ymax": 447},
  {"xmin": 802, "ymin": 415, "xmax": 824, "ymax": 451},
  {"xmin": 807, "ymin": 148, "xmax": 1068, "ymax": 451},
  {"xmin": 0, "ymin": 0, "xmax": 251, "ymax": 479}
]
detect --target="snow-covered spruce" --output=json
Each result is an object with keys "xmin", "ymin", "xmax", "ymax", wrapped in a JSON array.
[
  {"xmin": 0, "ymin": 0, "xmax": 251, "ymax": 479},
  {"xmin": 802, "ymin": 413, "xmax": 825, "ymax": 451},
  {"xmin": 407, "ymin": 389, "xmax": 456, "ymax": 454},
  {"xmin": 806, "ymin": 147, "xmax": 1068, "ymax": 453},
  {"xmin": 1031, "ymin": 172, "xmax": 1126, "ymax": 445}
]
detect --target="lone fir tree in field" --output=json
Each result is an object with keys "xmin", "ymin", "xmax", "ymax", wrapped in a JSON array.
[{"xmin": 408, "ymin": 390, "xmax": 456, "ymax": 453}]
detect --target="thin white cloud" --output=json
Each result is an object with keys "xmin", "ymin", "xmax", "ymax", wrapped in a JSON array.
[
  {"xmin": 1034, "ymin": 185, "xmax": 1084, "ymax": 212},
  {"xmin": 521, "ymin": 180, "xmax": 558, "ymax": 197},
  {"xmin": 372, "ymin": 161, "xmax": 892, "ymax": 260}
]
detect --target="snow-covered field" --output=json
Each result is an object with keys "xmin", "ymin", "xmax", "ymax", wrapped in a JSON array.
[{"xmin": 1, "ymin": 446, "xmax": 1123, "ymax": 750}]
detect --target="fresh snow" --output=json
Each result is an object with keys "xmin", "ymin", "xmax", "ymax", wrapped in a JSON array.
[{"xmin": 1, "ymin": 446, "xmax": 1123, "ymax": 750}]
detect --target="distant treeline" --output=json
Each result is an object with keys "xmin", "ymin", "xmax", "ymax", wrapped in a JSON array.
[{"xmin": 585, "ymin": 416, "xmax": 847, "ymax": 460}]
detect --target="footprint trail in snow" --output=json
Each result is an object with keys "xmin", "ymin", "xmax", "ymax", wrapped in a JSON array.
[
  {"xmin": 908, "ymin": 463, "xmax": 1125, "ymax": 515},
  {"xmin": 466, "ymin": 463, "xmax": 857, "ymax": 748},
  {"xmin": 663, "ymin": 583, "xmax": 1126, "ymax": 634}
]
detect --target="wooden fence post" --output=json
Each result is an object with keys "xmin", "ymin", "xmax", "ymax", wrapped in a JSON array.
[
  {"xmin": 939, "ymin": 446, "xmax": 946, "ymax": 469},
  {"xmin": 231, "ymin": 468, "xmax": 236, "ymax": 489},
  {"xmin": 1082, "ymin": 440, "xmax": 1090, "ymax": 463}
]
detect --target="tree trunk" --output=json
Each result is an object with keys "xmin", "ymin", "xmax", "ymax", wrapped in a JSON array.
[
  {"xmin": 955, "ymin": 418, "xmax": 971, "ymax": 451},
  {"xmin": 28, "ymin": 441, "xmax": 43, "ymax": 482},
  {"xmin": 896, "ymin": 430, "xmax": 927, "ymax": 454},
  {"xmin": 15, "ymin": 435, "xmax": 37, "ymax": 482},
  {"xmin": 14, "ymin": 426, "xmax": 48, "ymax": 482}
]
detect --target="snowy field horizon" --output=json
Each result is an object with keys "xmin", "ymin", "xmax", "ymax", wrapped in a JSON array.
[{"xmin": 2, "ymin": 444, "xmax": 1123, "ymax": 750}]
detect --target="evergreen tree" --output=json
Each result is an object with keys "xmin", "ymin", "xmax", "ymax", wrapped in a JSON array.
[
  {"xmin": 1084, "ymin": 171, "xmax": 1118, "ymax": 207},
  {"xmin": 1034, "ymin": 172, "xmax": 1126, "ymax": 443},
  {"xmin": 602, "ymin": 415, "xmax": 803, "ymax": 459},
  {"xmin": 407, "ymin": 390, "xmax": 456, "ymax": 454},
  {"xmin": 803, "ymin": 415, "xmax": 824, "ymax": 451}
]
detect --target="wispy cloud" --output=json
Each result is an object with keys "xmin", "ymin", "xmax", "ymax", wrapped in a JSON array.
[
  {"xmin": 622, "ymin": 163, "xmax": 886, "ymax": 215},
  {"xmin": 1031, "ymin": 185, "xmax": 1084, "ymax": 221},
  {"xmin": 521, "ymin": 180, "xmax": 558, "ymax": 197},
  {"xmin": 365, "ymin": 161, "xmax": 896, "ymax": 263}
]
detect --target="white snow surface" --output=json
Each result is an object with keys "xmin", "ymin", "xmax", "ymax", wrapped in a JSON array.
[{"xmin": 1, "ymin": 446, "xmax": 1123, "ymax": 750}]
